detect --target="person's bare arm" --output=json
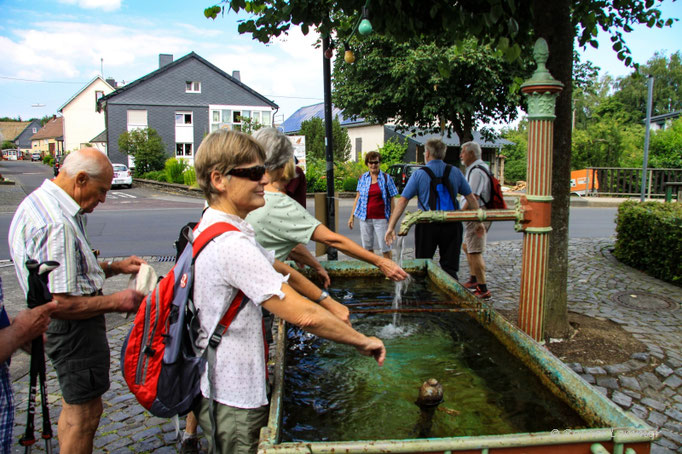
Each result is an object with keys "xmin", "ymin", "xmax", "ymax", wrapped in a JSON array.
[
  {"xmin": 311, "ymin": 225, "xmax": 408, "ymax": 281},
  {"xmin": 262, "ymin": 284, "xmax": 384, "ymax": 365},
  {"xmin": 273, "ymin": 260, "xmax": 349, "ymax": 325},
  {"xmin": 0, "ymin": 302, "xmax": 57, "ymax": 363},
  {"xmin": 99, "ymin": 255, "xmax": 146, "ymax": 279},
  {"xmin": 385, "ymin": 196, "xmax": 410, "ymax": 246},
  {"xmin": 463, "ymin": 193, "xmax": 478, "ymax": 211},
  {"xmin": 348, "ymin": 192, "xmax": 360, "ymax": 229},
  {"xmin": 51, "ymin": 289, "xmax": 144, "ymax": 320},
  {"xmin": 288, "ymin": 244, "xmax": 331, "ymax": 288}
]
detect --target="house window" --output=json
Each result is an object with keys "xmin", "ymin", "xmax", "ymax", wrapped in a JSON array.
[
  {"xmin": 185, "ymin": 81, "xmax": 201, "ymax": 93},
  {"xmin": 95, "ymin": 90, "xmax": 104, "ymax": 108},
  {"xmin": 32, "ymin": 128, "xmax": 37, "ymax": 133},
  {"xmin": 209, "ymin": 106, "xmax": 273, "ymax": 131},
  {"xmin": 175, "ymin": 112, "xmax": 192, "ymax": 125},
  {"xmin": 176, "ymin": 143, "xmax": 193, "ymax": 157}
]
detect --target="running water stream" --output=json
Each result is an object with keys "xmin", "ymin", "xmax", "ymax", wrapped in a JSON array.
[{"xmin": 379, "ymin": 236, "xmax": 412, "ymax": 336}]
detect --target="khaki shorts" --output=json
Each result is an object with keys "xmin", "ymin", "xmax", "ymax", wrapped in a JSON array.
[
  {"xmin": 463, "ymin": 221, "xmax": 490, "ymax": 254},
  {"xmin": 196, "ymin": 397, "xmax": 268, "ymax": 454},
  {"xmin": 45, "ymin": 315, "xmax": 110, "ymax": 405}
]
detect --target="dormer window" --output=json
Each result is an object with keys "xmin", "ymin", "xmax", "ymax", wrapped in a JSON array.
[{"xmin": 185, "ymin": 81, "xmax": 201, "ymax": 93}]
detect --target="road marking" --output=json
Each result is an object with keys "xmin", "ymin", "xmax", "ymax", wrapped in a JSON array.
[{"xmin": 110, "ymin": 192, "xmax": 136, "ymax": 199}]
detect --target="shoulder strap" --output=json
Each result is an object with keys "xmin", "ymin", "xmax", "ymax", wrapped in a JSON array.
[
  {"xmin": 420, "ymin": 167, "xmax": 438, "ymax": 210},
  {"xmin": 442, "ymin": 165, "xmax": 456, "ymax": 208},
  {"xmin": 192, "ymin": 222, "xmax": 240, "ymax": 259},
  {"xmin": 471, "ymin": 165, "xmax": 493, "ymax": 204},
  {"xmin": 421, "ymin": 166, "xmax": 436, "ymax": 180}
]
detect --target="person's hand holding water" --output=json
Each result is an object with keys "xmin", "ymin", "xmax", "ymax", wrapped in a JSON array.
[{"xmin": 355, "ymin": 336, "xmax": 386, "ymax": 366}]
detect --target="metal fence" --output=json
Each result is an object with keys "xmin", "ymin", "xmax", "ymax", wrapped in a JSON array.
[{"xmin": 587, "ymin": 167, "xmax": 682, "ymax": 198}]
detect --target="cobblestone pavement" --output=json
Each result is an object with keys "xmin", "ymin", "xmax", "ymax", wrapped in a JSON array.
[{"xmin": 4, "ymin": 237, "xmax": 682, "ymax": 453}]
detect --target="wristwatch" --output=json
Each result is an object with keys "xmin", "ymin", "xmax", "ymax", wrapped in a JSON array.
[{"xmin": 315, "ymin": 290, "xmax": 329, "ymax": 303}]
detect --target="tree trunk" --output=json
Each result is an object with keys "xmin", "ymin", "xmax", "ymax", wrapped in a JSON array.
[{"xmin": 532, "ymin": 0, "xmax": 573, "ymax": 338}]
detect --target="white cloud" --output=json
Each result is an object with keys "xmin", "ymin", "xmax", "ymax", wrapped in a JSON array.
[{"xmin": 58, "ymin": 0, "xmax": 122, "ymax": 12}]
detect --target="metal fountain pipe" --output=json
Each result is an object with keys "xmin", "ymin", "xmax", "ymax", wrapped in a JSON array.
[{"xmin": 398, "ymin": 207, "xmax": 520, "ymax": 236}]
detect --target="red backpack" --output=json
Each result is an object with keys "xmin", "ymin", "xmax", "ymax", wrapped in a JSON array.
[
  {"xmin": 121, "ymin": 222, "xmax": 247, "ymax": 417},
  {"xmin": 471, "ymin": 165, "xmax": 507, "ymax": 209}
]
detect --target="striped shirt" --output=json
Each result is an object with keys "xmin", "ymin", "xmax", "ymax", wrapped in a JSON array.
[{"xmin": 8, "ymin": 179, "xmax": 104, "ymax": 297}]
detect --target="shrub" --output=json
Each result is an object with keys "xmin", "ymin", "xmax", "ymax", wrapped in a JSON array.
[
  {"xmin": 183, "ymin": 167, "xmax": 197, "ymax": 187},
  {"xmin": 342, "ymin": 177, "xmax": 358, "ymax": 192},
  {"xmin": 164, "ymin": 158, "xmax": 188, "ymax": 184},
  {"xmin": 377, "ymin": 137, "xmax": 408, "ymax": 168},
  {"xmin": 614, "ymin": 201, "xmax": 682, "ymax": 285},
  {"xmin": 140, "ymin": 170, "xmax": 167, "ymax": 182},
  {"xmin": 43, "ymin": 155, "xmax": 54, "ymax": 166}
]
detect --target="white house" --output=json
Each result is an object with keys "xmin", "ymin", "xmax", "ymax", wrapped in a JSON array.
[{"xmin": 59, "ymin": 76, "xmax": 115, "ymax": 153}]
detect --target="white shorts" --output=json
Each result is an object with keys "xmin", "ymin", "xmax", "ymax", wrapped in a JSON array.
[{"xmin": 359, "ymin": 218, "xmax": 391, "ymax": 253}]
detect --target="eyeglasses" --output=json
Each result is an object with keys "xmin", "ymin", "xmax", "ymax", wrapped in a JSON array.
[
  {"xmin": 367, "ymin": 161, "xmax": 380, "ymax": 165},
  {"xmin": 227, "ymin": 165, "xmax": 266, "ymax": 181}
]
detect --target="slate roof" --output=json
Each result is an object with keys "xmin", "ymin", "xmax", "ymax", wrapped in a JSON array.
[
  {"xmin": 59, "ymin": 76, "xmax": 114, "ymax": 112},
  {"xmin": 30, "ymin": 117, "xmax": 64, "ymax": 140},
  {"xmin": 98, "ymin": 51, "xmax": 278, "ymax": 109},
  {"xmin": 280, "ymin": 102, "xmax": 368, "ymax": 134},
  {"xmin": 387, "ymin": 126, "xmax": 513, "ymax": 149},
  {"xmin": 91, "ymin": 130, "xmax": 107, "ymax": 142},
  {"xmin": 0, "ymin": 121, "xmax": 31, "ymax": 142}
]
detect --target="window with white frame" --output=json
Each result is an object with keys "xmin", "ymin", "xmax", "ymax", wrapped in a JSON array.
[
  {"xmin": 95, "ymin": 90, "xmax": 104, "ymax": 108},
  {"xmin": 176, "ymin": 143, "xmax": 193, "ymax": 157},
  {"xmin": 32, "ymin": 127, "xmax": 37, "ymax": 133},
  {"xmin": 209, "ymin": 106, "xmax": 273, "ymax": 132},
  {"xmin": 185, "ymin": 81, "xmax": 201, "ymax": 93},
  {"xmin": 175, "ymin": 112, "xmax": 192, "ymax": 125}
]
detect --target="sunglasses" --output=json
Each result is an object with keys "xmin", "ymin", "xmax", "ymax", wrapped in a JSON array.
[
  {"xmin": 227, "ymin": 165, "xmax": 266, "ymax": 181},
  {"xmin": 367, "ymin": 160, "xmax": 380, "ymax": 165}
]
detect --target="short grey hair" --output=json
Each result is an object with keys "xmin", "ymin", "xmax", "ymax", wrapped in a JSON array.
[
  {"xmin": 61, "ymin": 149, "xmax": 111, "ymax": 179},
  {"xmin": 252, "ymin": 127, "xmax": 294, "ymax": 171},
  {"xmin": 425, "ymin": 139, "xmax": 446, "ymax": 160},
  {"xmin": 462, "ymin": 141, "xmax": 482, "ymax": 160}
]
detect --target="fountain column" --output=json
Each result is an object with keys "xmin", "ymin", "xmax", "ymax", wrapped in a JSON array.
[{"xmin": 517, "ymin": 39, "xmax": 563, "ymax": 341}]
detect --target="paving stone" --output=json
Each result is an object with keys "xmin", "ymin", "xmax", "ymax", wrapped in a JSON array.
[
  {"xmin": 656, "ymin": 364, "xmax": 675, "ymax": 378},
  {"xmin": 593, "ymin": 385, "xmax": 608, "ymax": 396},
  {"xmin": 619, "ymin": 375, "xmax": 642, "ymax": 391},
  {"xmin": 630, "ymin": 403, "xmax": 649, "ymax": 420},
  {"xmin": 663, "ymin": 374, "xmax": 682, "ymax": 390},
  {"xmin": 567, "ymin": 362, "xmax": 583, "ymax": 374},
  {"xmin": 596, "ymin": 376, "xmax": 619, "ymax": 389},
  {"xmin": 611, "ymin": 390, "xmax": 633, "ymax": 408},
  {"xmin": 94, "ymin": 432, "xmax": 121, "ymax": 449},
  {"xmin": 655, "ymin": 435, "xmax": 679, "ymax": 450},
  {"xmin": 664, "ymin": 407, "xmax": 682, "ymax": 423},
  {"xmin": 131, "ymin": 426, "xmax": 163, "ymax": 441},
  {"xmin": 648, "ymin": 410, "xmax": 668, "ymax": 428},
  {"xmin": 631, "ymin": 352, "xmax": 651, "ymax": 362},
  {"xmin": 642, "ymin": 398, "xmax": 668, "ymax": 412},
  {"xmin": 605, "ymin": 363, "xmax": 631, "ymax": 374},
  {"xmin": 585, "ymin": 366, "xmax": 607, "ymax": 375},
  {"xmin": 640, "ymin": 372, "xmax": 666, "ymax": 391},
  {"xmin": 621, "ymin": 389, "xmax": 642, "ymax": 400},
  {"xmin": 649, "ymin": 444, "xmax": 675, "ymax": 454},
  {"xmin": 580, "ymin": 373, "xmax": 595, "ymax": 384}
]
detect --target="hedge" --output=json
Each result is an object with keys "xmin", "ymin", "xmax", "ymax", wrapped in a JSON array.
[{"xmin": 614, "ymin": 201, "xmax": 682, "ymax": 285}]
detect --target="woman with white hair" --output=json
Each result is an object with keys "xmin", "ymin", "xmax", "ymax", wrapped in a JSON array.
[{"xmin": 246, "ymin": 128, "xmax": 409, "ymax": 287}]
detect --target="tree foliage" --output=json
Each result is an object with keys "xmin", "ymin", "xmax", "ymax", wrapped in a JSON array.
[
  {"xmin": 500, "ymin": 121, "xmax": 529, "ymax": 184},
  {"xmin": 117, "ymin": 128, "xmax": 167, "ymax": 176},
  {"xmin": 333, "ymin": 36, "xmax": 529, "ymax": 142},
  {"xmin": 299, "ymin": 116, "xmax": 351, "ymax": 161},
  {"xmin": 649, "ymin": 118, "xmax": 682, "ymax": 168}
]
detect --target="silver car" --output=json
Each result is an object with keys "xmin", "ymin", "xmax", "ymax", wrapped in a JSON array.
[{"xmin": 112, "ymin": 164, "xmax": 133, "ymax": 188}]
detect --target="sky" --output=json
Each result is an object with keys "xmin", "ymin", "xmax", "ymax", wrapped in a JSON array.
[{"xmin": 1, "ymin": 0, "xmax": 681, "ymax": 125}]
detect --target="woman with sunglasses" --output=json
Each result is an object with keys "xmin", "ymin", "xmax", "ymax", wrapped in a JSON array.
[
  {"xmin": 246, "ymin": 128, "xmax": 408, "ymax": 286},
  {"xmin": 348, "ymin": 151, "xmax": 399, "ymax": 259},
  {"xmin": 192, "ymin": 129, "xmax": 386, "ymax": 454}
]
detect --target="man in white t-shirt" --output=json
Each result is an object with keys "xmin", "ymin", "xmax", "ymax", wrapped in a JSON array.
[{"xmin": 460, "ymin": 141, "xmax": 492, "ymax": 299}]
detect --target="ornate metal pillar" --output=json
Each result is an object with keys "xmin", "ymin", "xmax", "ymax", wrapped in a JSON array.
[{"xmin": 517, "ymin": 39, "xmax": 563, "ymax": 341}]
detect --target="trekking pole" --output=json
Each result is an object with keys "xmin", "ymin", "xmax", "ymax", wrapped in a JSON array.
[{"xmin": 19, "ymin": 260, "xmax": 59, "ymax": 454}]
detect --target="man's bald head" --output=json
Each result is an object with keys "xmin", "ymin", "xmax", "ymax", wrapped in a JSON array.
[{"xmin": 60, "ymin": 148, "xmax": 112, "ymax": 179}]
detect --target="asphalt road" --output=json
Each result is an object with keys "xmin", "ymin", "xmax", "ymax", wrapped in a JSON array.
[{"xmin": 0, "ymin": 160, "xmax": 617, "ymax": 260}]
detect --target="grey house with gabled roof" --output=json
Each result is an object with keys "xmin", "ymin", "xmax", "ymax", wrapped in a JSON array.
[{"xmin": 98, "ymin": 52, "xmax": 278, "ymax": 167}]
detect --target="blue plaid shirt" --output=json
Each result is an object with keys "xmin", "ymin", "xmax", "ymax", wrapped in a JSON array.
[
  {"xmin": 0, "ymin": 275, "xmax": 14, "ymax": 454},
  {"xmin": 353, "ymin": 171, "xmax": 398, "ymax": 221}
]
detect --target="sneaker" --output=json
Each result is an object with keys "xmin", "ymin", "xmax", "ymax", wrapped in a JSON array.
[
  {"xmin": 463, "ymin": 279, "xmax": 478, "ymax": 290},
  {"xmin": 473, "ymin": 287, "xmax": 492, "ymax": 299},
  {"xmin": 180, "ymin": 437, "xmax": 201, "ymax": 454}
]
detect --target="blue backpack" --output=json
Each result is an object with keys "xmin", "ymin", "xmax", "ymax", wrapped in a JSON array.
[{"xmin": 421, "ymin": 165, "xmax": 456, "ymax": 211}]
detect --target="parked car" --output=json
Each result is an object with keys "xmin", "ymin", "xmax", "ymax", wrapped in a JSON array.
[
  {"xmin": 31, "ymin": 152, "xmax": 41, "ymax": 161},
  {"xmin": 53, "ymin": 156, "xmax": 65, "ymax": 176},
  {"xmin": 112, "ymin": 164, "xmax": 133, "ymax": 188},
  {"xmin": 386, "ymin": 163, "xmax": 424, "ymax": 193}
]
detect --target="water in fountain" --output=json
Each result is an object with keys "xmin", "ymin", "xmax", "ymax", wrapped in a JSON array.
[{"xmin": 378, "ymin": 236, "xmax": 413, "ymax": 338}]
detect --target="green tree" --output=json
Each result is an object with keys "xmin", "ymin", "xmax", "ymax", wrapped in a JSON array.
[
  {"xmin": 500, "ymin": 121, "xmax": 529, "ymax": 184},
  {"xmin": 207, "ymin": 0, "xmax": 675, "ymax": 339},
  {"xmin": 613, "ymin": 51, "xmax": 682, "ymax": 122},
  {"xmin": 571, "ymin": 121, "xmax": 643, "ymax": 169},
  {"xmin": 239, "ymin": 116, "xmax": 264, "ymax": 134},
  {"xmin": 118, "ymin": 128, "xmax": 167, "ymax": 176},
  {"xmin": 299, "ymin": 116, "xmax": 351, "ymax": 161},
  {"xmin": 376, "ymin": 137, "xmax": 408, "ymax": 168},
  {"xmin": 648, "ymin": 118, "xmax": 682, "ymax": 168},
  {"xmin": 333, "ymin": 37, "xmax": 529, "ymax": 142},
  {"xmin": 2, "ymin": 140, "xmax": 15, "ymax": 150}
]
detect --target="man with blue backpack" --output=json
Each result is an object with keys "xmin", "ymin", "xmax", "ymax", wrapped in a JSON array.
[{"xmin": 386, "ymin": 138, "xmax": 478, "ymax": 280}]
